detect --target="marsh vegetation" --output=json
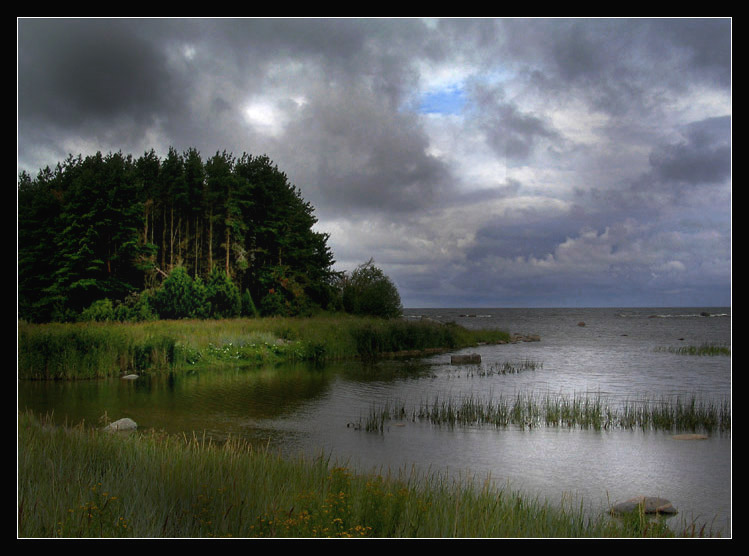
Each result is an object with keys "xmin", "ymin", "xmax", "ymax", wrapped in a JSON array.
[{"xmin": 19, "ymin": 412, "xmax": 705, "ymax": 538}]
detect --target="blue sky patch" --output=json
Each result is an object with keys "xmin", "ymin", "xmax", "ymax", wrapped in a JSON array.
[{"xmin": 418, "ymin": 86, "xmax": 466, "ymax": 115}]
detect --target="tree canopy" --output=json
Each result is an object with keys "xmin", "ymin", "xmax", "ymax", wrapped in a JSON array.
[{"xmin": 18, "ymin": 149, "xmax": 341, "ymax": 322}]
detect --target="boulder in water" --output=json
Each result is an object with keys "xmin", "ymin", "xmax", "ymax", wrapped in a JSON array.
[
  {"xmin": 451, "ymin": 353, "xmax": 481, "ymax": 365},
  {"xmin": 672, "ymin": 433, "xmax": 708, "ymax": 440},
  {"xmin": 610, "ymin": 496, "xmax": 678, "ymax": 515},
  {"xmin": 103, "ymin": 417, "xmax": 138, "ymax": 432}
]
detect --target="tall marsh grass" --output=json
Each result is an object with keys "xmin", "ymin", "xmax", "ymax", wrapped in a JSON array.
[
  {"xmin": 656, "ymin": 343, "xmax": 731, "ymax": 356},
  {"xmin": 18, "ymin": 316, "xmax": 511, "ymax": 380},
  {"xmin": 18, "ymin": 411, "xmax": 703, "ymax": 538},
  {"xmin": 359, "ymin": 392, "xmax": 730, "ymax": 434}
]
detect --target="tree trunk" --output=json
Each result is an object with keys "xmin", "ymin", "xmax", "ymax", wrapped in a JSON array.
[
  {"xmin": 208, "ymin": 208, "xmax": 213, "ymax": 271},
  {"xmin": 225, "ymin": 225, "xmax": 231, "ymax": 277}
]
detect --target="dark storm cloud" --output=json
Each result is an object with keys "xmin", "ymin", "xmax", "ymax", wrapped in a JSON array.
[
  {"xmin": 278, "ymin": 86, "xmax": 452, "ymax": 216},
  {"xmin": 648, "ymin": 116, "xmax": 731, "ymax": 186},
  {"xmin": 594, "ymin": 115, "xmax": 733, "ymax": 214},
  {"xmin": 470, "ymin": 82, "xmax": 563, "ymax": 161},
  {"xmin": 501, "ymin": 18, "xmax": 731, "ymax": 117},
  {"xmin": 18, "ymin": 19, "xmax": 183, "ymax": 129}
]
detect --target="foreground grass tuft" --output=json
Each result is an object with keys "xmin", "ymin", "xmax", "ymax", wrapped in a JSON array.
[{"xmin": 19, "ymin": 411, "xmax": 713, "ymax": 538}]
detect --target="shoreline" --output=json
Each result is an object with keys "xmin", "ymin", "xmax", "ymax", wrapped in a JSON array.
[{"xmin": 18, "ymin": 314, "xmax": 515, "ymax": 380}]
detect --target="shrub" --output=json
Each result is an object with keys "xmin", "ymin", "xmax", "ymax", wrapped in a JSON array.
[
  {"xmin": 259, "ymin": 289, "xmax": 291, "ymax": 317},
  {"xmin": 152, "ymin": 267, "xmax": 209, "ymax": 319},
  {"xmin": 241, "ymin": 289, "xmax": 259, "ymax": 317},
  {"xmin": 342, "ymin": 259, "xmax": 402, "ymax": 319},
  {"xmin": 79, "ymin": 298, "xmax": 116, "ymax": 322},
  {"xmin": 114, "ymin": 291, "xmax": 159, "ymax": 322},
  {"xmin": 204, "ymin": 267, "xmax": 242, "ymax": 319}
]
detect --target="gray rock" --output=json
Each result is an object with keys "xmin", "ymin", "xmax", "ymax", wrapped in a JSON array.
[
  {"xmin": 121, "ymin": 374, "xmax": 139, "ymax": 380},
  {"xmin": 610, "ymin": 496, "xmax": 678, "ymax": 515},
  {"xmin": 451, "ymin": 353, "xmax": 481, "ymax": 365},
  {"xmin": 509, "ymin": 333, "xmax": 541, "ymax": 343},
  {"xmin": 672, "ymin": 433, "xmax": 708, "ymax": 440},
  {"xmin": 103, "ymin": 417, "xmax": 138, "ymax": 432}
]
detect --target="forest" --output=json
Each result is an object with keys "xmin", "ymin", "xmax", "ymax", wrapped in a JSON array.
[{"xmin": 18, "ymin": 148, "xmax": 398, "ymax": 323}]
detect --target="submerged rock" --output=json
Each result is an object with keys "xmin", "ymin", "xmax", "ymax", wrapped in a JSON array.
[
  {"xmin": 451, "ymin": 353, "xmax": 481, "ymax": 365},
  {"xmin": 103, "ymin": 417, "xmax": 138, "ymax": 432},
  {"xmin": 610, "ymin": 496, "xmax": 678, "ymax": 516},
  {"xmin": 509, "ymin": 333, "xmax": 541, "ymax": 343},
  {"xmin": 672, "ymin": 433, "xmax": 708, "ymax": 440}
]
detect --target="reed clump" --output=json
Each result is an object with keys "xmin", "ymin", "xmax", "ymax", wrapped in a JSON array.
[
  {"xmin": 18, "ymin": 316, "xmax": 511, "ymax": 380},
  {"xmin": 656, "ymin": 343, "xmax": 730, "ymax": 356},
  {"xmin": 360, "ymin": 392, "xmax": 730, "ymax": 434},
  {"xmin": 19, "ymin": 411, "xmax": 705, "ymax": 538},
  {"xmin": 468, "ymin": 359, "xmax": 543, "ymax": 377}
]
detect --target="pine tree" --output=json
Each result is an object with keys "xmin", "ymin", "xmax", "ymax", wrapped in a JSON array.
[{"xmin": 18, "ymin": 147, "xmax": 341, "ymax": 321}]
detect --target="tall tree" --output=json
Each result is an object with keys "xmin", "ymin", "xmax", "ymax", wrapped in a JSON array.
[
  {"xmin": 158, "ymin": 147, "xmax": 185, "ymax": 272},
  {"xmin": 18, "ymin": 147, "xmax": 339, "ymax": 321},
  {"xmin": 182, "ymin": 148, "xmax": 206, "ymax": 278}
]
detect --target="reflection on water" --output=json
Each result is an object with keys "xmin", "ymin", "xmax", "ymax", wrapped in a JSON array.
[{"xmin": 18, "ymin": 308, "xmax": 732, "ymax": 536}]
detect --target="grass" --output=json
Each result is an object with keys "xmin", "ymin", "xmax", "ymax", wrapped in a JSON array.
[
  {"xmin": 18, "ymin": 315, "xmax": 511, "ymax": 380},
  {"xmin": 18, "ymin": 411, "xmax": 709, "ymax": 538},
  {"xmin": 461, "ymin": 359, "xmax": 543, "ymax": 377},
  {"xmin": 356, "ymin": 392, "xmax": 731, "ymax": 434},
  {"xmin": 656, "ymin": 343, "xmax": 731, "ymax": 356}
]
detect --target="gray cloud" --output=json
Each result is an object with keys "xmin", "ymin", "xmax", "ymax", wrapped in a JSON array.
[
  {"xmin": 649, "ymin": 116, "xmax": 731, "ymax": 186},
  {"xmin": 17, "ymin": 18, "xmax": 731, "ymax": 308},
  {"xmin": 18, "ymin": 19, "xmax": 183, "ymax": 129}
]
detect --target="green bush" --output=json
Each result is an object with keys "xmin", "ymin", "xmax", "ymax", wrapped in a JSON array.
[
  {"xmin": 241, "ymin": 289, "xmax": 259, "ymax": 317},
  {"xmin": 152, "ymin": 267, "xmax": 209, "ymax": 319},
  {"xmin": 79, "ymin": 298, "xmax": 116, "ymax": 322},
  {"xmin": 204, "ymin": 267, "xmax": 242, "ymax": 319},
  {"xmin": 342, "ymin": 260, "xmax": 403, "ymax": 319}
]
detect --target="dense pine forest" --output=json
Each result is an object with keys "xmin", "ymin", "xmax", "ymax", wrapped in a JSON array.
[{"xmin": 17, "ymin": 148, "xmax": 365, "ymax": 323}]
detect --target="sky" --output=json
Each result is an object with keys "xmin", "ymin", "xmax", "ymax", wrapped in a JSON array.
[{"xmin": 17, "ymin": 18, "xmax": 732, "ymax": 308}]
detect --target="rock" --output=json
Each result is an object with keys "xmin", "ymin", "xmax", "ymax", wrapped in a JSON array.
[
  {"xmin": 508, "ymin": 333, "xmax": 541, "ymax": 343},
  {"xmin": 610, "ymin": 496, "xmax": 678, "ymax": 516},
  {"xmin": 103, "ymin": 417, "xmax": 138, "ymax": 432},
  {"xmin": 672, "ymin": 433, "xmax": 708, "ymax": 440},
  {"xmin": 451, "ymin": 353, "xmax": 481, "ymax": 365},
  {"xmin": 577, "ymin": 321, "xmax": 586, "ymax": 327},
  {"xmin": 121, "ymin": 374, "xmax": 139, "ymax": 380}
]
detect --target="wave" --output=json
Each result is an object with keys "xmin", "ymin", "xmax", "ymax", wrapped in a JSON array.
[{"xmin": 618, "ymin": 311, "xmax": 730, "ymax": 319}]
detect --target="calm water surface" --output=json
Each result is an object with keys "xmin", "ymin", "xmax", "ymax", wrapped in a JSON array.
[{"xmin": 18, "ymin": 307, "xmax": 732, "ymax": 536}]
